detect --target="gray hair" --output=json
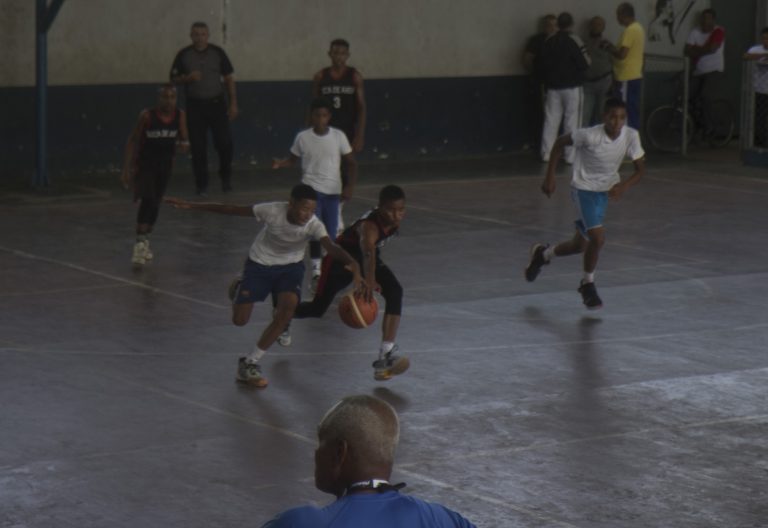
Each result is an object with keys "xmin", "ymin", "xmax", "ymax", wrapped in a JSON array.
[{"xmin": 317, "ymin": 395, "xmax": 400, "ymax": 467}]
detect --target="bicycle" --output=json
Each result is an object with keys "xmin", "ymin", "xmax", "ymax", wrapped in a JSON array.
[{"xmin": 645, "ymin": 72, "xmax": 735, "ymax": 152}]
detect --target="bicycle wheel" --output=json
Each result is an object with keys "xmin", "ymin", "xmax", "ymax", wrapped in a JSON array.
[
  {"xmin": 646, "ymin": 105, "xmax": 692, "ymax": 153},
  {"xmin": 707, "ymin": 99, "xmax": 735, "ymax": 148}
]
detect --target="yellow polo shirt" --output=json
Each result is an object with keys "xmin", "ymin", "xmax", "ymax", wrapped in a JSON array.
[{"xmin": 613, "ymin": 21, "xmax": 645, "ymax": 81}]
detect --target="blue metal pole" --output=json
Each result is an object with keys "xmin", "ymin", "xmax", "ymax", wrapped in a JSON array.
[{"xmin": 35, "ymin": 0, "xmax": 48, "ymax": 188}]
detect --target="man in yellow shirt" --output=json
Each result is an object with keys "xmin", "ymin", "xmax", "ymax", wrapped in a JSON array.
[{"xmin": 605, "ymin": 2, "xmax": 645, "ymax": 129}]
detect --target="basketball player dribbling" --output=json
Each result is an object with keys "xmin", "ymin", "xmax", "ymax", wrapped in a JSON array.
[{"xmin": 291, "ymin": 185, "xmax": 409, "ymax": 382}]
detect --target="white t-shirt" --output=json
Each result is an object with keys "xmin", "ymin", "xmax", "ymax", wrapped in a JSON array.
[
  {"xmin": 747, "ymin": 45, "xmax": 768, "ymax": 94},
  {"xmin": 570, "ymin": 125, "xmax": 645, "ymax": 192},
  {"xmin": 290, "ymin": 127, "xmax": 352, "ymax": 195},
  {"xmin": 687, "ymin": 26, "xmax": 725, "ymax": 75},
  {"xmin": 248, "ymin": 202, "xmax": 328, "ymax": 266}
]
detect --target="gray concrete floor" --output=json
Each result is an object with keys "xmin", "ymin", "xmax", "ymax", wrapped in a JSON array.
[{"xmin": 1, "ymin": 149, "xmax": 767, "ymax": 527}]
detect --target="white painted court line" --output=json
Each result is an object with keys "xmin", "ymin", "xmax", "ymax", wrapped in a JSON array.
[
  {"xmin": 13, "ymin": 320, "xmax": 766, "ymax": 359},
  {"xmin": 0, "ymin": 245, "xmax": 229, "ymax": 310},
  {"xmin": 398, "ymin": 413, "xmax": 768, "ymax": 467},
  {"xmin": 396, "ymin": 468, "xmax": 579, "ymax": 528},
  {"xmin": 0, "ymin": 283, "xmax": 131, "ymax": 298}
]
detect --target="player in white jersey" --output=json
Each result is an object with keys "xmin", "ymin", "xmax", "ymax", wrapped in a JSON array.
[
  {"xmin": 525, "ymin": 98, "xmax": 646, "ymax": 309},
  {"xmin": 274, "ymin": 97, "xmax": 357, "ymax": 290},
  {"xmin": 165, "ymin": 184, "xmax": 363, "ymax": 388}
]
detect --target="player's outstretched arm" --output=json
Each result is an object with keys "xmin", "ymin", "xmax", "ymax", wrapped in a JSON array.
[
  {"xmin": 356, "ymin": 221, "xmax": 381, "ymax": 302},
  {"xmin": 163, "ymin": 197, "xmax": 254, "ymax": 216},
  {"xmin": 272, "ymin": 154, "xmax": 300, "ymax": 169},
  {"xmin": 319, "ymin": 237, "xmax": 365, "ymax": 295},
  {"xmin": 352, "ymin": 70, "xmax": 366, "ymax": 152},
  {"xmin": 542, "ymin": 134, "xmax": 573, "ymax": 197},
  {"xmin": 609, "ymin": 156, "xmax": 645, "ymax": 200}
]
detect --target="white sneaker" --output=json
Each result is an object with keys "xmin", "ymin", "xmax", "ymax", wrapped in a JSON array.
[
  {"xmin": 131, "ymin": 241, "xmax": 146, "ymax": 266},
  {"xmin": 142, "ymin": 240, "xmax": 153, "ymax": 260},
  {"xmin": 277, "ymin": 328, "xmax": 292, "ymax": 347},
  {"xmin": 272, "ymin": 309, "xmax": 292, "ymax": 346}
]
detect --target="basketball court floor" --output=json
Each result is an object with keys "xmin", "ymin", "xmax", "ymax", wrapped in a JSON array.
[{"xmin": 1, "ymin": 150, "xmax": 766, "ymax": 527}]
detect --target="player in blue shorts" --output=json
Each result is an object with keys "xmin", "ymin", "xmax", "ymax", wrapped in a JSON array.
[
  {"xmin": 525, "ymin": 98, "xmax": 646, "ymax": 309},
  {"xmin": 165, "ymin": 184, "xmax": 363, "ymax": 388}
]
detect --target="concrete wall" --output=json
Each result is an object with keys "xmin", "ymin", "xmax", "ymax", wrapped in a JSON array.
[
  {"xmin": 2, "ymin": 0, "xmax": 701, "ymax": 87},
  {"xmin": 0, "ymin": 0, "xmax": 717, "ymax": 179}
]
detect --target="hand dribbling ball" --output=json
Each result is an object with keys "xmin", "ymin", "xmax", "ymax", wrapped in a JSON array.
[{"xmin": 338, "ymin": 292, "xmax": 378, "ymax": 329}]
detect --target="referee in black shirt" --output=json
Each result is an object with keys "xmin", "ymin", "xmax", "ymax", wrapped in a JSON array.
[{"xmin": 171, "ymin": 21, "xmax": 238, "ymax": 195}]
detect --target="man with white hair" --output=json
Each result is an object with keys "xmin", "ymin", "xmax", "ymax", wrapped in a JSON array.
[{"xmin": 262, "ymin": 395, "xmax": 476, "ymax": 527}]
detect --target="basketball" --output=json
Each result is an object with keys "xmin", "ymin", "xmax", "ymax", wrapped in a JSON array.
[{"xmin": 338, "ymin": 292, "xmax": 378, "ymax": 329}]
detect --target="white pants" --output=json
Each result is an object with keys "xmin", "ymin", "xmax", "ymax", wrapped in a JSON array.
[{"xmin": 541, "ymin": 87, "xmax": 582, "ymax": 163}]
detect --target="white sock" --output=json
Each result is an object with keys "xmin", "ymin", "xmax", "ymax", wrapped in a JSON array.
[
  {"xmin": 583, "ymin": 272, "xmax": 595, "ymax": 284},
  {"xmin": 380, "ymin": 341, "xmax": 395, "ymax": 357},
  {"xmin": 543, "ymin": 245, "xmax": 556, "ymax": 261},
  {"xmin": 246, "ymin": 347, "xmax": 266, "ymax": 364}
]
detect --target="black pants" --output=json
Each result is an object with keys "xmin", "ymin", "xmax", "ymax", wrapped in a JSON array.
[
  {"xmin": 755, "ymin": 93, "xmax": 768, "ymax": 147},
  {"xmin": 186, "ymin": 97, "xmax": 233, "ymax": 192},
  {"xmin": 294, "ymin": 253, "xmax": 403, "ymax": 318},
  {"xmin": 135, "ymin": 161, "xmax": 172, "ymax": 227}
]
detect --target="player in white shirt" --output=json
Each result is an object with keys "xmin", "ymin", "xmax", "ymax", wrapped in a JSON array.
[
  {"xmin": 274, "ymin": 98, "xmax": 357, "ymax": 289},
  {"xmin": 165, "ymin": 184, "xmax": 363, "ymax": 388},
  {"xmin": 525, "ymin": 98, "xmax": 646, "ymax": 309}
]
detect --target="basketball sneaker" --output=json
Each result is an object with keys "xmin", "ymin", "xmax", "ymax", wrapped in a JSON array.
[
  {"xmin": 373, "ymin": 346, "xmax": 410, "ymax": 381},
  {"xmin": 525, "ymin": 243, "xmax": 550, "ymax": 282},
  {"xmin": 270, "ymin": 309, "xmax": 292, "ymax": 346},
  {"xmin": 310, "ymin": 269, "xmax": 321, "ymax": 294},
  {"xmin": 228, "ymin": 277, "xmax": 242, "ymax": 302},
  {"xmin": 142, "ymin": 240, "xmax": 153, "ymax": 261},
  {"xmin": 578, "ymin": 281, "xmax": 603, "ymax": 310},
  {"xmin": 236, "ymin": 358, "xmax": 268, "ymax": 388},
  {"xmin": 131, "ymin": 241, "xmax": 147, "ymax": 266}
]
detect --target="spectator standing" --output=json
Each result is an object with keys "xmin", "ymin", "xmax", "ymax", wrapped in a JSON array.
[
  {"xmin": 583, "ymin": 16, "xmax": 613, "ymax": 126},
  {"xmin": 171, "ymin": 21, "xmax": 238, "ymax": 195},
  {"xmin": 606, "ymin": 3, "xmax": 645, "ymax": 130},
  {"xmin": 538, "ymin": 12, "xmax": 591, "ymax": 163}
]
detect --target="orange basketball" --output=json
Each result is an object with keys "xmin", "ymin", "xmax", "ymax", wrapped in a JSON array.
[{"xmin": 338, "ymin": 292, "xmax": 378, "ymax": 329}]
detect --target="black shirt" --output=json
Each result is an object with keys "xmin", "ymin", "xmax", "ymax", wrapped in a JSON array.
[
  {"xmin": 538, "ymin": 31, "xmax": 590, "ymax": 89},
  {"xmin": 317, "ymin": 67, "xmax": 359, "ymax": 138},
  {"xmin": 170, "ymin": 44, "xmax": 234, "ymax": 100}
]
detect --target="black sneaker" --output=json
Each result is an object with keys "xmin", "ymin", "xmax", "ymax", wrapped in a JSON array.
[
  {"xmin": 524, "ymin": 243, "xmax": 550, "ymax": 282},
  {"xmin": 372, "ymin": 346, "xmax": 410, "ymax": 381},
  {"xmin": 236, "ymin": 357, "xmax": 268, "ymax": 388},
  {"xmin": 578, "ymin": 281, "xmax": 603, "ymax": 310}
]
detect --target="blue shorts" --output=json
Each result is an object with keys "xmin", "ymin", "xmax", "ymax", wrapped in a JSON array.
[
  {"xmin": 571, "ymin": 187, "xmax": 608, "ymax": 239},
  {"xmin": 233, "ymin": 259, "xmax": 304, "ymax": 305},
  {"xmin": 314, "ymin": 191, "xmax": 340, "ymax": 240}
]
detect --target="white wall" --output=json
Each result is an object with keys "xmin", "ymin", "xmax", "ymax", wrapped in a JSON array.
[{"xmin": 1, "ymin": 0, "xmax": 706, "ymax": 86}]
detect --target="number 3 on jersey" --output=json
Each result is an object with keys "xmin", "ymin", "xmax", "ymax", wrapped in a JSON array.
[{"xmin": 333, "ymin": 96, "xmax": 342, "ymax": 109}]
